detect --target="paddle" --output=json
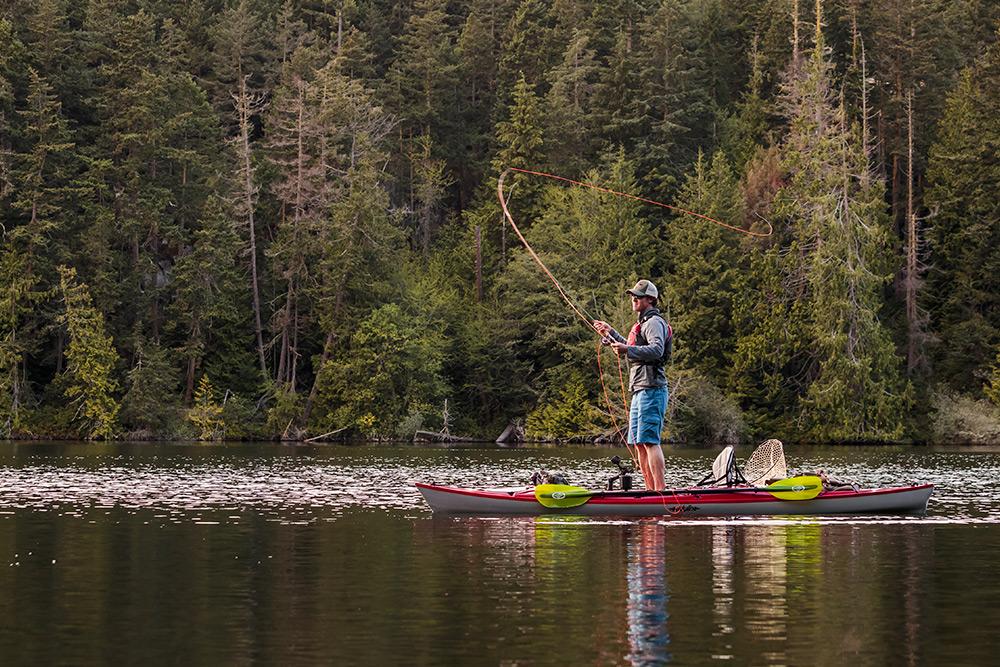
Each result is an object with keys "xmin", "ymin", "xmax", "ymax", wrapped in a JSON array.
[{"xmin": 534, "ymin": 475, "xmax": 824, "ymax": 508}]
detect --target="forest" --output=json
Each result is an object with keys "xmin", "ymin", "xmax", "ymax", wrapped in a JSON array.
[{"xmin": 1, "ymin": 0, "xmax": 999, "ymax": 443}]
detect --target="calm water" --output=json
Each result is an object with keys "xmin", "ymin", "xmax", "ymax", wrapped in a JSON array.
[{"xmin": 1, "ymin": 442, "xmax": 999, "ymax": 666}]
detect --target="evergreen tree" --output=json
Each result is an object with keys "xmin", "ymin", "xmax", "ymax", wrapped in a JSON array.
[
  {"xmin": 924, "ymin": 38, "xmax": 1000, "ymax": 392},
  {"xmin": 187, "ymin": 373, "xmax": 223, "ymax": 439},
  {"xmin": 314, "ymin": 303, "xmax": 448, "ymax": 438},
  {"xmin": 169, "ymin": 196, "xmax": 248, "ymax": 403},
  {"xmin": 497, "ymin": 0, "xmax": 555, "ymax": 104},
  {"xmin": 734, "ymin": 14, "xmax": 907, "ymax": 440},
  {"xmin": 264, "ymin": 43, "xmax": 327, "ymax": 390},
  {"xmin": 491, "ymin": 73, "xmax": 545, "ymax": 226},
  {"xmin": 120, "ymin": 341, "xmax": 181, "ymax": 434},
  {"xmin": 455, "ymin": 0, "xmax": 510, "ymax": 200},
  {"xmin": 2, "ymin": 67, "xmax": 77, "ymax": 434},
  {"xmin": 205, "ymin": 0, "xmax": 271, "ymax": 118},
  {"xmin": 384, "ymin": 0, "xmax": 459, "ymax": 143},
  {"xmin": 591, "ymin": 27, "xmax": 642, "ymax": 151},
  {"xmin": 632, "ymin": 0, "xmax": 715, "ymax": 196},
  {"xmin": 720, "ymin": 36, "xmax": 772, "ymax": 170},
  {"xmin": 58, "ymin": 266, "xmax": 120, "ymax": 440},
  {"xmin": 543, "ymin": 29, "xmax": 599, "ymax": 175},
  {"xmin": 667, "ymin": 151, "xmax": 743, "ymax": 385}
]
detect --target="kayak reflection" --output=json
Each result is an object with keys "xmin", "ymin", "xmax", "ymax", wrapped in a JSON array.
[{"xmin": 626, "ymin": 520, "xmax": 671, "ymax": 666}]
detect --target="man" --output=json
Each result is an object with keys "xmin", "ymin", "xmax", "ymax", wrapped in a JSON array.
[{"xmin": 593, "ymin": 279, "xmax": 670, "ymax": 491}]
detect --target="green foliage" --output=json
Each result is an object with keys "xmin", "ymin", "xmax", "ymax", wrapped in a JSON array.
[
  {"xmin": 120, "ymin": 342, "xmax": 181, "ymax": 435},
  {"xmin": 313, "ymin": 303, "xmax": 448, "ymax": 439},
  {"xmin": 58, "ymin": 266, "xmax": 120, "ymax": 440},
  {"xmin": 188, "ymin": 374, "xmax": 223, "ymax": 440},
  {"xmin": 925, "ymin": 39, "xmax": 1000, "ymax": 392},
  {"xmin": 526, "ymin": 374, "xmax": 602, "ymax": 440},
  {"xmin": 667, "ymin": 150, "xmax": 743, "ymax": 385},
  {"xmin": 669, "ymin": 370, "xmax": 746, "ymax": 445},
  {"xmin": 264, "ymin": 384, "xmax": 304, "ymax": 438},
  {"xmin": 733, "ymin": 33, "xmax": 907, "ymax": 442},
  {"xmin": 493, "ymin": 73, "xmax": 545, "ymax": 222},
  {"xmin": 1, "ymin": 0, "xmax": 997, "ymax": 443},
  {"xmin": 985, "ymin": 349, "xmax": 1000, "ymax": 407},
  {"xmin": 931, "ymin": 390, "xmax": 1000, "ymax": 445}
]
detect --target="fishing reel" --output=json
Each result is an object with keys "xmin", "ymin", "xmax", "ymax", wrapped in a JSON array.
[{"xmin": 607, "ymin": 455, "xmax": 634, "ymax": 491}]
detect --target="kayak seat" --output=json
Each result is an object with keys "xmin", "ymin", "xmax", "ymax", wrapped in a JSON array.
[{"xmin": 696, "ymin": 445, "xmax": 747, "ymax": 487}]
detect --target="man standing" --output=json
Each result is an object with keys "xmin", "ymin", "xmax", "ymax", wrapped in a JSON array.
[{"xmin": 593, "ymin": 280, "xmax": 671, "ymax": 491}]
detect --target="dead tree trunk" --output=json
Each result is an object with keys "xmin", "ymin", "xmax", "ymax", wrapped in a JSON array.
[{"xmin": 234, "ymin": 75, "xmax": 269, "ymax": 377}]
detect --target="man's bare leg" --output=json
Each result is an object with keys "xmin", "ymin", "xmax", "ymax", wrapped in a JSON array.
[
  {"xmin": 638, "ymin": 444, "xmax": 665, "ymax": 491},
  {"xmin": 636, "ymin": 446, "xmax": 653, "ymax": 490}
]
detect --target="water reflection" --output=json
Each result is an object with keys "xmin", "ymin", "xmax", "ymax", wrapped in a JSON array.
[
  {"xmin": 711, "ymin": 526, "xmax": 735, "ymax": 656},
  {"xmin": 626, "ymin": 521, "xmax": 671, "ymax": 665}
]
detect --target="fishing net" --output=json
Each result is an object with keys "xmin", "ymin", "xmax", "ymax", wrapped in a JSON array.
[{"xmin": 742, "ymin": 439, "xmax": 788, "ymax": 486}]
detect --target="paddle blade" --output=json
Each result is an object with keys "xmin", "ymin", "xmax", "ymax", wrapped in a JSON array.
[
  {"xmin": 767, "ymin": 475, "xmax": 824, "ymax": 500},
  {"xmin": 534, "ymin": 484, "xmax": 593, "ymax": 508}
]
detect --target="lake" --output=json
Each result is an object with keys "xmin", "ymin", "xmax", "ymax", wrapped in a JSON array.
[{"xmin": 1, "ymin": 441, "xmax": 999, "ymax": 665}]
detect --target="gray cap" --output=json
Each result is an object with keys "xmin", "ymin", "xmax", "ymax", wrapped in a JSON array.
[{"xmin": 627, "ymin": 279, "xmax": 658, "ymax": 299}]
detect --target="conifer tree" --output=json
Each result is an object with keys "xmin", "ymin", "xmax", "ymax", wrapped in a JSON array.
[
  {"xmin": 492, "ymin": 74, "xmax": 545, "ymax": 226},
  {"xmin": 543, "ymin": 29, "xmax": 599, "ymax": 175},
  {"xmin": 170, "ymin": 196, "xmax": 246, "ymax": 403},
  {"xmin": 1, "ymin": 66, "xmax": 77, "ymax": 434},
  {"xmin": 455, "ymin": 0, "xmax": 509, "ymax": 199},
  {"xmin": 720, "ymin": 36, "xmax": 771, "ymax": 170},
  {"xmin": 384, "ymin": 0, "xmax": 459, "ymax": 142},
  {"xmin": 188, "ymin": 374, "xmax": 223, "ymax": 440},
  {"xmin": 302, "ymin": 64, "xmax": 400, "ymax": 423},
  {"xmin": 206, "ymin": 0, "xmax": 271, "ymax": 118},
  {"xmin": 591, "ymin": 28, "xmax": 642, "ymax": 151},
  {"xmin": 667, "ymin": 151, "xmax": 743, "ymax": 385},
  {"xmin": 734, "ymin": 6, "xmax": 906, "ymax": 440},
  {"xmin": 58, "ymin": 266, "xmax": 120, "ymax": 440},
  {"xmin": 632, "ymin": 0, "xmax": 714, "ymax": 196},
  {"xmin": 497, "ymin": 0, "xmax": 555, "ymax": 105},
  {"xmin": 924, "ymin": 37, "xmax": 1000, "ymax": 391},
  {"xmin": 265, "ymin": 44, "xmax": 326, "ymax": 390},
  {"xmin": 120, "ymin": 341, "xmax": 181, "ymax": 434}
]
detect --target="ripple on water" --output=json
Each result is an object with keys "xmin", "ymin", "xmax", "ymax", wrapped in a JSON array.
[{"xmin": 0, "ymin": 444, "xmax": 998, "ymax": 524}]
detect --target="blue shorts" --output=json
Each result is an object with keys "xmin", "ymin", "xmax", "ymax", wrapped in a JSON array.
[{"xmin": 629, "ymin": 386, "xmax": 668, "ymax": 446}]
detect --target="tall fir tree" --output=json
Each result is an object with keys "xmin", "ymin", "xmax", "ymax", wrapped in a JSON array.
[
  {"xmin": 924, "ymin": 37, "xmax": 1000, "ymax": 393},
  {"xmin": 543, "ymin": 29, "xmax": 599, "ymax": 175},
  {"xmin": 58, "ymin": 266, "xmax": 120, "ymax": 440},
  {"xmin": 734, "ymin": 7, "xmax": 907, "ymax": 440},
  {"xmin": 667, "ymin": 151, "xmax": 743, "ymax": 386}
]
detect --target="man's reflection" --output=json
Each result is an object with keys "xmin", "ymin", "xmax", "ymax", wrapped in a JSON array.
[{"xmin": 626, "ymin": 519, "xmax": 671, "ymax": 665}]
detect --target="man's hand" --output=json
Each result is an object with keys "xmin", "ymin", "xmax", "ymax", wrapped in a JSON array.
[
  {"xmin": 592, "ymin": 320, "xmax": 612, "ymax": 336},
  {"xmin": 610, "ymin": 342, "xmax": 629, "ymax": 357}
]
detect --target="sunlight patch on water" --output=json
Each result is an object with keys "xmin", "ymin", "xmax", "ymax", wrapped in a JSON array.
[{"xmin": 0, "ymin": 444, "xmax": 998, "ymax": 524}]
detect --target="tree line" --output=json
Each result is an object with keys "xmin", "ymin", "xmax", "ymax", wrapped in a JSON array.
[{"xmin": 1, "ymin": 0, "xmax": 999, "ymax": 443}]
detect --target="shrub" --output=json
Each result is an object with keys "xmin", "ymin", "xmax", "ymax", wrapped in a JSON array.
[
  {"xmin": 669, "ymin": 372, "xmax": 747, "ymax": 445},
  {"xmin": 930, "ymin": 390, "xmax": 1000, "ymax": 444}
]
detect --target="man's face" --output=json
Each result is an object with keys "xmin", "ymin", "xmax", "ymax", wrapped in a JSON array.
[{"xmin": 631, "ymin": 295, "xmax": 652, "ymax": 313}]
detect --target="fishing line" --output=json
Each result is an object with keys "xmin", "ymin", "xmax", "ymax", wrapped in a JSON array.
[{"xmin": 496, "ymin": 167, "xmax": 772, "ymax": 471}]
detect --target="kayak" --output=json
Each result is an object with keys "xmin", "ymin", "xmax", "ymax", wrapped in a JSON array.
[{"xmin": 415, "ymin": 482, "xmax": 934, "ymax": 516}]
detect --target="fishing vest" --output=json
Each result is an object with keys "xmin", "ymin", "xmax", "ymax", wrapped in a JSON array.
[{"xmin": 627, "ymin": 307, "xmax": 672, "ymax": 368}]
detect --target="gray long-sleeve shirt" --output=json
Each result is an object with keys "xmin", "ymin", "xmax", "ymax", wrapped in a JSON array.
[{"xmin": 608, "ymin": 311, "xmax": 669, "ymax": 391}]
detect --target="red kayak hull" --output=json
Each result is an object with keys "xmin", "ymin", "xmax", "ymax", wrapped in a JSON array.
[{"xmin": 415, "ymin": 482, "xmax": 934, "ymax": 516}]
